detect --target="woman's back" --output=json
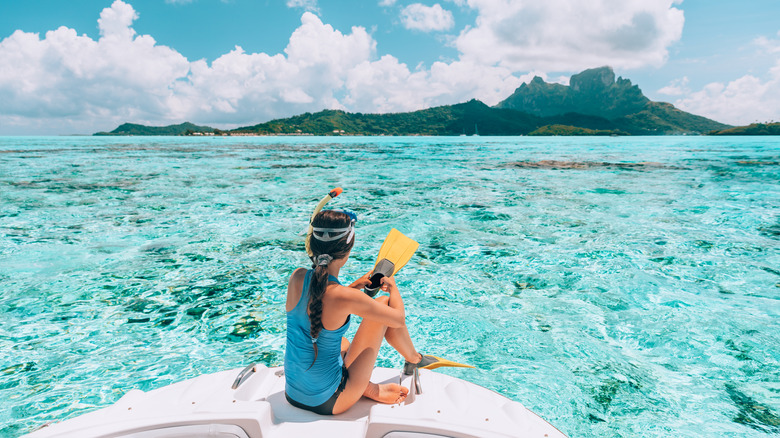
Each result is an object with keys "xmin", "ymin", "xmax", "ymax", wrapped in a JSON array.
[{"xmin": 284, "ymin": 270, "xmax": 350, "ymax": 407}]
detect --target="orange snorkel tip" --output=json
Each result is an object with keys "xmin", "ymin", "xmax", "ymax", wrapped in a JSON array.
[{"xmin": 329, "ymin": 187, "xmax": 343, "ymax": 198}]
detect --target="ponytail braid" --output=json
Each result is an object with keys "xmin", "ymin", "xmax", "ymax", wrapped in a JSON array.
[{"xmin": 307, "ymin": 263, "xmax": 329, "ymax": 368}]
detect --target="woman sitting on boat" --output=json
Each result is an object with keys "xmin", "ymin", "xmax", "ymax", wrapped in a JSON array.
[{"xmin": 284, "ymin": 204, "xmax": 434, "ymax": 415}]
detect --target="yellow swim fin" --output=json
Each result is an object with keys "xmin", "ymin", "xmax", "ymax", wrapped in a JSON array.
[
  {"xmin": 404, "ymin": 354, "xmax": 475, "ymax": 375},
  {"xmin": 419, "ymin": 355, "xmax": 475, "ymax": 371},
  {"xmin": 364, "ymin": 229, "xmax": 419, "ymax": 296},
  {"xmin": 376, "ymin": 228, "xmax": 419, "ymax": 275}
]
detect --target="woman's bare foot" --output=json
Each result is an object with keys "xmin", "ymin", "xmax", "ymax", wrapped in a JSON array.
[{"xmin": 363, "ymin": 382, "xmax": 409, "ymax": 404}]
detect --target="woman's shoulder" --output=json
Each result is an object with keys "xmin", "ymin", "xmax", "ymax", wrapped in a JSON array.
[
  {"xmin": 286, "ymin": 268, "xmax": 310, "ymax": 311},
  {"xmin": 325, "ymin": 282, "xmax": 367, "ymax": 304},
  {"xmin": 291, "ymin": 267, "xmax": 308, "ymax": 280},
  {"xmin": 288, "ymin": 268, "xmax": 308, "ymax": 288}
]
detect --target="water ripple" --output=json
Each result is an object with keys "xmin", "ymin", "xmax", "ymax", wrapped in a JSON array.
[{"xmin": 1, "ymin": 136, "xmax": 778, "ymax": 437}]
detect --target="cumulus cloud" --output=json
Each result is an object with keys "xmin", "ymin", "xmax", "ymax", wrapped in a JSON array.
[
  {"xmin": 0, "ymin": 2, "xmax": 376, "ymax": 132},
  {"xmin": 0, "ymin": 0, "xmax": 709, "ymax": 134},
  {"xmin": 672, "ymin": 75, "xmax": 779, "ymax": 125},
  {"xmin": 672, "ymin": 34, "xmax": 780, "ymax": 125},
  {"xmin": 0, "ymin": 0, "xmax": 523, "ymax": 134},
  {"xmin": 401, "ymin": 4, "xmax": 455, "ymax": 32},
  {"xmin": 343, "ymin": 57, "xmax": 520, "ymax": 112},
  {"xmin": 171, "ymin": 12, "xmax": 377, "ymax": 124},
  {"xmin": 176, "ymin": 11, "xmax": 518, "ymax": 122},
  {"xmin": 455, "ymin": 0, "xmax": 685, "ymax": 71},
  {"xmin": 0, "ymin": 0, "xmax": 189, "ymax": 133}
]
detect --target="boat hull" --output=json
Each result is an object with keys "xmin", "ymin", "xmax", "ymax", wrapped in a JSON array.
[{"xmin": 24, "ymin": 365, "xmax": 567, "ymax": 438}]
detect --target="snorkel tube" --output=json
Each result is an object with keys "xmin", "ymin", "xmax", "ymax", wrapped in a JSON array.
[{"xmin": 305, "ymin": 187, "xmax": 343, "ymax": 258}]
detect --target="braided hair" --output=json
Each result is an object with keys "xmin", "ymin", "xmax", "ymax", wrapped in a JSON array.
[{"xmin": 307, "ymin": 209, "xmax": 355, "ymax": 368}]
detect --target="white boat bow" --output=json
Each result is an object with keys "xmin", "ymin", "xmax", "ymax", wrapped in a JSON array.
[{"xmin": 24, "ymin": 364, "xmax": 567, "ymax": 438}]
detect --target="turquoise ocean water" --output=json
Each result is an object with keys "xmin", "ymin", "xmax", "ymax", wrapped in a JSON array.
[{"xmin": 1, "ymin": 136, "xmax": 778, "ymax": 437}]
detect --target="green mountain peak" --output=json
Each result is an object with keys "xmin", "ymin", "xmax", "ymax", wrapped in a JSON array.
[
  {"xmin": 493, "ymin": 66, "xmax": 730, "ymax": 133},
  {"xmin": 95, "ymin": 121, "xmax": 217, "ymax": 136},
  {"xmin": 497, "ymin": 66, "xmax": 649, "ymax": 119}
]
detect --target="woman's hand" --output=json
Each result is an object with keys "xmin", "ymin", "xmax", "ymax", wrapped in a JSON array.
[
  {"xmin": 348, "ymin": 271, "xmax": 372, "ymax": 290},
  {"xmin": 380, "ymin": 276, "xmax": 398, "ymax": 293}
]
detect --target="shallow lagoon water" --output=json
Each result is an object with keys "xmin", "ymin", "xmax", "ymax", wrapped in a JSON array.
[{"xmin": 1, "ymin": 135, "xmax": 778, "ymax": 437}]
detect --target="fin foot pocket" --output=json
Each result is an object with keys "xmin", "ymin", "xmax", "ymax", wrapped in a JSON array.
[{"xmin": 403, "ymin": 354, "xmax": 475, "ymax": 375}]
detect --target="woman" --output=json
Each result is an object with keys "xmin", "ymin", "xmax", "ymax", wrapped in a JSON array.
[{"xmin": 284, "ymin": 209, "xmax": 428, "ymax": 415}]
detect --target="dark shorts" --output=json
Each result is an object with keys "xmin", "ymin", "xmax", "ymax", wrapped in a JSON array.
[{"xmin": 285, "ymin": 366, "xmax": 349, "ymax": 415}]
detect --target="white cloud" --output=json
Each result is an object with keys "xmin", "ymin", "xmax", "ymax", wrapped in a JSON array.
[
  {"xmin": 286, "ymin": 0, "xmax": 318, "ymax": 13},
  {"xmin": 0, "ymin": 2, "xmax": 375, "ymax": 132},
  {"xmin": 401, "ymin": 4, "xmax": 455, "ymax": 32},
  {"xmin": 0, "ymin": 1, "xmax": 523, "ymax": 134},
  {"xmin": 657, "ymin": 76, "xmax": 689, "ymax": 96},
  {"xmin": 0, "ymin": 0, "xmax": 732, "ymax": 134},
  {"xmin": 456, "ymin": 0, "xmax": 684, "ymax": 71},
  {"xmin": 343, "ymin": 57, "xmax": 520, "ymax": 112},
  {"xmin": 97, "ymin": 0, "xmax": 138, "ymax": 40},
  {"xmin": 166, "ymin": 11, "xmax": 377, "ymax": 125},
  {"xmin": 672, "ymin": 72, "xmax": 780, "ymax": 126},
  {"xmin": 378, "ymin": 0, "xmax": 397, "ymax": 6},
  {"xmin": 754, "ymin": 30, "xmax": 780, "ymax": 54},
  {"xmin": 176, "ymin": 11, "xmax": 519, "ymax": 122},
  {"xmin": 672, "ymin": 75, "xmax": 778, "ymax": 125},
  {"xmin": 0, "ymin": 0, "xmax": 189, "ymax": 133},
  {"xmin": 671, "ymin": 33, "xmax": 780, "ymax": 125}
]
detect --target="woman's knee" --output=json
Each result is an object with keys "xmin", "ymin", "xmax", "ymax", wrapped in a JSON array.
[{"xmin": 375, "ymin": 295, "xmax": 390, "ymax": 306}]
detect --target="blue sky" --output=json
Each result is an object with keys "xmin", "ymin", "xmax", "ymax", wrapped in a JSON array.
[{"xmin": 1, "ymin": 0, "xmax": 779, "ymax": 134}]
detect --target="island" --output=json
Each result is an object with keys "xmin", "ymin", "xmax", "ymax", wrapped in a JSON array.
[{"xmin": 95, "ymin": 67, "xmax": 760, "ymax": 137}]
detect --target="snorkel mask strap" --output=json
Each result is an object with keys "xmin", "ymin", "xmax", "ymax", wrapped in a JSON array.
[
  {"xmin": 310, "ymin": 221, "xmax": 355, "ymax": 244},
  {"xmin": 306, "ymin": 187, "xmax": 343, "ymax": 258}
]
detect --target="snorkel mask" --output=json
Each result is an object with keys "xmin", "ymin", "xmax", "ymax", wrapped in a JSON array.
[
  {"xmin": 311, "ymin": 209, "xmax": 357, "ymax": 243},
  {"xmin": 305, "ymin": 188, "xmax": 357, "ymax": 257}
]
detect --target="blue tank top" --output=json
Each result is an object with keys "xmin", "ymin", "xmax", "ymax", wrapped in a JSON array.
[{"xmin": 284, "ymin": 270, "xmax": 351, "ymax": 406}]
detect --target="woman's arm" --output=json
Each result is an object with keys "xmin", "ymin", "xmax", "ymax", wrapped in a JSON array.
[
  {"xmin": 347, "ymin": 271, "xmax": 372, "ymax": 290},
  {"xmin": 331, "ymin": 276, "xmax": 405, "ymax": 328},
  {"xmin": 381, "ymin": 276, "xmax": 404, "ymax": 323}
]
